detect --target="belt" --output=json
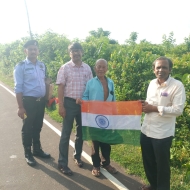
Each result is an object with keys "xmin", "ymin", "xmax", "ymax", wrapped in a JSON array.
[
  {"xmin": 64, "ymin": 97, "xmax": 76, "ymax": 102},
  {"xmin": 23, "ymin": 96, "xmax": 45, "ymax": 101}
]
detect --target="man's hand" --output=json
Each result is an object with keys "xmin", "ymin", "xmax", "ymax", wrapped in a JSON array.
[
  {"xmin": 142, "ymin": 102, "xmax": 158, "ymax": 113},
  {"xmin": 142, "ymin": 104, "xmax": 153, "ymax": 113},
  {"xmin": 76, "ymin": 98, "xmax": 83, "ymax": 104},
  {"xmin": 59, "ymin": 105, "xmax": 66, "ymax": 118},
  {"xmin": 17, "ymin": 107, "xmax": 26, "ymax": 119}
]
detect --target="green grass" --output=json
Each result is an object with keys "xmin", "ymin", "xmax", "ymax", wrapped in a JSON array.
[
  {"xmin": 110, "ymin": 144, "xmax": 189, "ymax": 189},
  {"xmin": 45, "ymin": 106, "xmax": 63, "ymax": 123},
  {"xmin": 0, "ymin": 72, "xmax": 14, "ymax": 88},
  {"xmin": 1, "ymin": 72, "xmax": 189, "ymax": 190}
]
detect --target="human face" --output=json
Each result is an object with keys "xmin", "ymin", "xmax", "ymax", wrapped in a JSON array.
[
  {"xmin": 154, "ymin": 60, "xmax": 171, "ymax": 83},
  {"xmin": 69, "ymin": 49, "xmax": 83, "ymax": 64},
  {"xmin": 94, "ymin": 60, "xmax": 108, "ymax": 78},
  {"xmin": 24, "ymin": 45, "xmax": 39, "ymax": 60}
]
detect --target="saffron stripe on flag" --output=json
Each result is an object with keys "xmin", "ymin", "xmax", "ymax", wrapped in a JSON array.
[{"xmin": 82, "ymin": 101, "xmax": 142, "ymax": 115}]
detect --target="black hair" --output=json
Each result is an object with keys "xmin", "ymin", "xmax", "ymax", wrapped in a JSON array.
[
  {"xmin": 68, "ymin": 42, "xmax": 83, "ymax": 52},
  {"xmin": 152, "ymin": 56, "xmax": 173, "ymax": 69}
]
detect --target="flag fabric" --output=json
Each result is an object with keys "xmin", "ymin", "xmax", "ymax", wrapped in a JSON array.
[{"xmin": 81, "ymin": 101, "xmax": 142, "ymax": 145}]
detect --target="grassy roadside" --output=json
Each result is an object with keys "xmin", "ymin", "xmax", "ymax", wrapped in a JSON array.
[{"xmin": 0, "ymin": 73, "xmax": 189, "ymax": 190}]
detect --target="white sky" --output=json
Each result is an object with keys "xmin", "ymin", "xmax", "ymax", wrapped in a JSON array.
[{"xmin": 0, "ymin": 0, "xmax": 190, "ymax": 44}]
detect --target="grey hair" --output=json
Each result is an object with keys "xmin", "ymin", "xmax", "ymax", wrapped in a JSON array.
[{"xmin": 95, "ymin": 59, "xmax": 108, "ymax": 67}]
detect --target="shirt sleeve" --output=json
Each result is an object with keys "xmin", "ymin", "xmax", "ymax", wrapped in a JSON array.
[
  {"xmin": 56, "ymin": 65, "xmax": 66, "ymax": 85},
  {"xmin": 14, "ymin": 64, "xmax": 24, "ymax": 93},
  {"xmin": 82, "ymin": 81, "xmax": 90, "ymax": 100},
  {"xmin": 158, "ymin": 83, "xmax": 186, "ymax": 117}
]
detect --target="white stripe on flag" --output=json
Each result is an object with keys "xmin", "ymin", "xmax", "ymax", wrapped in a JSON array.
[{"xmin": 82, "ymin": 113, "xmax": 141, "ymax": 130}]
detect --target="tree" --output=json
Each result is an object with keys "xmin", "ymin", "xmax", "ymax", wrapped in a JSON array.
[
  {"xmin": 89, "ymin": 28, "xmax": 110, "ymax": 38},
  {"xmin": 184, "ymin": 35, "xmax": 190, "ymax": 51},
  {"xmin": 162, "ymin": 32, "xmax": 176, "ymax": 50},
  {"xmin": 125, "ymin": 32, "xmax": 138, "ymax": 44}
]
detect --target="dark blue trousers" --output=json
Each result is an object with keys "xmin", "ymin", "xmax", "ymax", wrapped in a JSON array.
[{"xmin": 22, "ymin": 96, "xmax": 45, "ymax": 147}]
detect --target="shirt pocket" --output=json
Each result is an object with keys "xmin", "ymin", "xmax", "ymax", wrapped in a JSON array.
[
  {"xmin": 159, "ymin": 94, "xmax": 172, "ymax": 106},
  {"xmin": 24, "ymin": 69, "xmax": 35, "ymax": 79}
]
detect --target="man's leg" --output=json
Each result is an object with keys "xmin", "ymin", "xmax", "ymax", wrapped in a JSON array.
[
  {"xmin": 153, "ymin": 136, "xmax": 173, "ymax": 190},
  {"xmin": 100, "ymin": 142, "xmax": 111, "ymax": 167},
  {"xmin": 91, "ymin": 141, "xmax": 101, "ymax": 167},
  {"xmin": 22, "ymin": 98, "xmax": 37, "ymax": 166},
  {"xmin": 32, "ymin": 99, "xmax": 45, "ymax": 145},
  {"xmin": 140, "ymin": 133, "xmax": 157, "ymax": 190},
  {"xmin": 100, "ymin": 142, "xmax": 117, "ymax": 174},
  {"xmin": 32, "ymin": 98, "xmax": 50, "ymax": 158},
  {"xmin": 73, "ymin": 104, "xmax": 83, "ymax": 161},
  {"xmin": 58, "ymin": 98, "xmax": 75, "ymax": 167}
]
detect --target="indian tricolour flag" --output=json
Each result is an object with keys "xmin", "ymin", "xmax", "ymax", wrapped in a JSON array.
[{"xmin": 82, "ymin": 101, "xmax": 142, "ymax": 145}]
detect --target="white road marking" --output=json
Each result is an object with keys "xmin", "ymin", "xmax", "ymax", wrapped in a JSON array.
[
  {"xmin": 0, "ymin": 83, "xmax": 129, "ymax": 190},
  {"xmin": 10, "ymin": 155, "xmax": 17, "ymax": 158}
]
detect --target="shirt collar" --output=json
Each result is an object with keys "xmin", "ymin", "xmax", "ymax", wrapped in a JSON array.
[
  {"xmin": 156, "ymin": 76, "xmax": 171, "ymax": 87},
  {"xmin": 70, "ymin": 60, "xmax": 84, "ymax": 67},
  {"xmin": 25, "ymin": 58, "xmax": 39, "ymax": 65},
  {"xmin": 95, "ymin": 76, "xmax": 107, "ymax": 80}
]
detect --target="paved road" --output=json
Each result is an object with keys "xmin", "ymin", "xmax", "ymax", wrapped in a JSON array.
[{"xmin": 0, "ymin": 82, "xmax": 143, "ymax": 190}]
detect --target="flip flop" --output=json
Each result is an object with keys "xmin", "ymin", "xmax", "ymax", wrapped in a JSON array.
[{"xmin": 92, "ymin": 167, "xmax": 100, "ymax": 177}]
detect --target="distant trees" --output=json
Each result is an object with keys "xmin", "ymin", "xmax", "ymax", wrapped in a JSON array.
[{"xmin": 0, "ymin": 29, "xmax": 190, "ymax": 175}]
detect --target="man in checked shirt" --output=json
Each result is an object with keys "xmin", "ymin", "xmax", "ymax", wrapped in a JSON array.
[{"xmin": 56, "ymin": 42, "xmax": 93, "ymax": 175}]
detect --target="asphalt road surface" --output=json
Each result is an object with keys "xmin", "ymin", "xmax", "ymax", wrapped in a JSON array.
[{"xmin": 0, "ymin": 81, "xmax": 143, "ymax": 190}]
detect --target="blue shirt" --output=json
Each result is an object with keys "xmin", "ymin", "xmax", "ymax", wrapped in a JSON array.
[
  {"xmin": 14, "ymin": 58, "xmax": 46, "ymax": 97},
  {"xmin": 82, "ymin": 76, "xmax": 116, "ymax": 101}
]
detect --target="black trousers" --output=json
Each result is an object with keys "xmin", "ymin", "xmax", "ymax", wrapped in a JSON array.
[
  {"xmin": 91, "ymin": 141, "xmax": 111, "ymax": 167},
  {"xmin": 22, "ymin": 97, "xmax": 45, "ymax": 147},
  {"xmin": 140, "ymin": 132, "xmax": 173, "ymax": 190},
  {"xmin": 58, "ymin": 97, "xmax": 83, "ymax": 167}
]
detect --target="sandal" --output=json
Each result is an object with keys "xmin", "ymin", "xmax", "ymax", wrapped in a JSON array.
[
  {"xmin": 58, "ymin": 165, "xmax": 73, "ymax": 176},
  {"xmin": 74, "ymin": 159, "xmax": 83, "ymax": 168},
  {"xmin": 103, "ymin": 165, "xmax": 118, "ymax": 174},
  {"xmin": 92, "ymin": 167, "xmax": 101, "ymax": 177}
]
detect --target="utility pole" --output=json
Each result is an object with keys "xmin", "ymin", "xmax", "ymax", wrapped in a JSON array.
[{"xmin": 24, "ymin": 0, "xmax": 33, "ymax": 39}]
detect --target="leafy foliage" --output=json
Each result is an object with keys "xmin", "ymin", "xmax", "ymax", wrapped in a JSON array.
[{"xmin": 0, "ymin": 28, "xmax": 190, "ymax": 188}]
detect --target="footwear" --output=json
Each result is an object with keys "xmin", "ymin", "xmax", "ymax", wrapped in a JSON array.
[
  {"xmin": 140, "ymin": 185, "xmax": 155, "ymax": 190},
  {"xmin": 103, "ymin": 165, "xmax": 118, "ymax": 174},
  {"xmin": 58, "ymin": 165, "xmax": 73, "ymax": 176},
  {"xmin": 74, "ymin": 158, "xmax": 83, "ymax": 168},
  {"xmin": 33, "ymin": 144, "xmax": 51, "ymax": 158},
  {"xmin": 92, "ymin": 167, "xmax": 100, "ymax": 177},
  {"xmin": 24, "ymin": 147, "xmax": 36, "ymax": 166}
]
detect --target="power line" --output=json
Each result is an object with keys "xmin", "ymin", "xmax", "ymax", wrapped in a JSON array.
[{"xmin": 24, "ymin": 0, "xmax": 33, "ymax": 39}]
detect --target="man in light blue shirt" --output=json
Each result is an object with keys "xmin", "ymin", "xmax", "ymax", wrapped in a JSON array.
[
  {"xmin": 77, "ymin": 59, "xmax": 117, "ymax": 177},
  {"xmin": 14, "ymin": 40, "xmax": 50, "ymax": 167}
]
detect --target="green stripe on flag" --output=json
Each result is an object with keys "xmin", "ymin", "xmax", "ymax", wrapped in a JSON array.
[{"xmin": 82, "ymin": 126, "xmax": 140, "ymax": 145}]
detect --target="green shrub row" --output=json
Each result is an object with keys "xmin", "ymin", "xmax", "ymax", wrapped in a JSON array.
[{"xmin": 0, "ymin": 29, "xmax": 190, "ymax": 182}]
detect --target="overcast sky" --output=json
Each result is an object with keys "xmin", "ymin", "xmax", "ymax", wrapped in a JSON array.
[{"xmin": 0, "ymin": 0, "xmax": 190, "ymax": 44}]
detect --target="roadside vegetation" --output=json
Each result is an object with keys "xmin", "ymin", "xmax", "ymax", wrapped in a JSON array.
[{"xmin": 0, "ymin": 28, "xmax": 189, "ymax": 189}]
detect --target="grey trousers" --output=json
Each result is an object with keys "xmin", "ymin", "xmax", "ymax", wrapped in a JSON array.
[{"xmin": 58, "ymin": 97, "xmax": 83, "ymax": 167}]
